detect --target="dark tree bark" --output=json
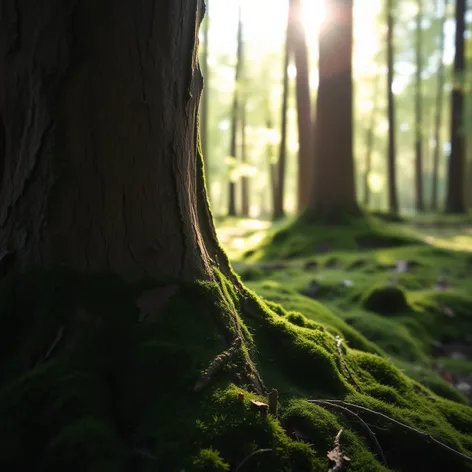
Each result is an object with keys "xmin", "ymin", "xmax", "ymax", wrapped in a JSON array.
[
  {"xmin": 445, "ymin": 0, "xmax": 467, "ymax": 213},
  {"xmin": 266, "ymin": 112, "xmax": 278, "ymax": 217},
  {"xmin": 200, "ymin": 0, "xmax": 210, "ymax": 186},
  {"xmin": 431, "ymin": 0, "xmax": 448, "ymax": 211},
  {"xmin": 363, "ymin": 70, "xmax": 380, "ymax": 207},
  {"xmin": 308, "ymin": 0, "xmax": 358, "ymax": 218},
  {"xmin": 387, "ymin": 0, "xmax": 399, "ymax": 214},
  {"xmin": 0, "ymin": 0, "xmax": 245, "ymax": 285},
  {"xmin": 414, "ymin": 0, "xmax": 425, "ymax": 212},
  {"xmin": 290, "ymin": 0, "xmax": 313, "ymax": 212},
  {"xmin": 240, "ymin": 101, "xmax": 249, "ymax": 217},
  {"xmin": 273, "ymin": 13, "xmax": 291, "ymax": 220},
  {"xmin": 228, "ymin": 7, "xmax": 243, "ymax": 217}
]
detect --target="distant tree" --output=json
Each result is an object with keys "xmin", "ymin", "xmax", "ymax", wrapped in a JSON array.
[
  {"xmin": 387, "ymin": 0, "xmax": 399, "ymax": 214},
  {"xmin": 266, "ymin": 111, "xmax": 278, "ymax": 217},
  {"xmin": 228, "ymin": 7, "xmax": 243, "ymax": 217},
  {"xmin": 273, "ymin": 8, "xmax": 291, "ymax": 220},
  {"xmin": 414, "ymin": 0, "xmax": 425, "ymax": 212},
  {"xmin": 445, "ymin": 0, "xmax": 467, "ymax": 213},
  {"xmin": 240, "ymin": 101, "xmax": 249, "ymax": 217},
  {"xmin": 363, "ymin": 70, "xmax": 381, "ymax": 207},
  {"xmin": 308, "ymin": 0, "xmax": 358, "ymax": 218},
  {"xmin": 431, "ymin": 0, "xmax": 448, "ymax": 211},
  {"xmin": 290, "ymin": 0, "xmax": 313, "ymax": 211},
  {"xmin": 201, "ymin": 0, "xmax": 210, "ymax": 186}
]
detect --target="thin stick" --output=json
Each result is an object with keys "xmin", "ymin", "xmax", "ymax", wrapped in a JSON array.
[
  {"xmin": 235, "ymin": 448, "xmax": 273, "ymax": 471},
  {"xmin": 311, "ymin": 399, "xmax": 472, "ymax": 465},
  {"xmin": 310, "ymin": 399, "xmax": 388, "ymax": 466}
]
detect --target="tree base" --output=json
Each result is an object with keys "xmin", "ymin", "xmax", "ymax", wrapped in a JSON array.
[{"xmin": 0, "ymin": 270, "xmax": 471, "ymax": 471}]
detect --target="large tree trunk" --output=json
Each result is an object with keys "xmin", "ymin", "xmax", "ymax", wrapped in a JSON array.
[
  {"xmin": 414, "ymin": 0, "xmax": 425, "ymax": 213},
  {"xmin": 200, "ymin": 0, "xmax": 210, "ymax": 188},
  {"xmin": 431, "ymin": 0, "xmax": 448, "ymax": 211},
  {"xmin": 0, "ymin": 0, "xmax": 221, "ymax": 280},
  {"xmin": 308, "ymin": 0, "xmax": 358, "ymax": 218},
  {"xmin": 273, "ymin": 14, "xmax": 291, "ymax": 220},
  {"xmin": 387, "ymin": 0, "xmax": 399, "ymax": 214},
  {"xmin": 445, "ymin": 0, "xmax": 467, "ymax": 213},
  {"xmin": 363, "ymin": 71, "xmax": 381, "ymax": 208},
  {"xmin": 290, "ymin": 0, "xmax": 313, "ymax": 212},
  {"xmin": 227, "ymin": 7, "xmax": 243, "ymax": 217}
]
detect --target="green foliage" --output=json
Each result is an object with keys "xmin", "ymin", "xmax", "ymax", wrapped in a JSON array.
[{"xmin": 362, "ymin": 284, "xmax": 411, "ymax": 315}]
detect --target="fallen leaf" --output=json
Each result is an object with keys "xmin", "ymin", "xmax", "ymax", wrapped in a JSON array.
[{"xmin": 327, "ymin": 428, "xmax": 350, "ymax": 471}]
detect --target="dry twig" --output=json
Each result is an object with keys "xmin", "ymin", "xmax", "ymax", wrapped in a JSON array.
[
  {"xmin": 235, "ymin": 448, "xmax": 273, "ymax": 471},
  {"xmin": 335, "ymin": 336, "xmax": 362, "ymax": 392}
]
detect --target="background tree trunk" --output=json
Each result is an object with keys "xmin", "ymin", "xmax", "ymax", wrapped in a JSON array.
[
  {"xmin": 266, "ymin": 113, "xmax": 278, "ymax": 217},
  {"xmin": 240, "ymin": 101, "xmax": 249, "ymax": 217},
  {"xmin": 363, "ymin": 70, "xmax": 380, "ymax": 207},
  {"xmin": 227, "ymin": 7, "xmax": 243, "ymax": 217},
  {"xmin": 200, "ymin": 0, "xmax": 210, "ymax": 188},
  {"xmin": 415, "ymin": 0, "xmax": 425, "ymax": 212},
  {"xmin": 445, "ymin": 0, "xmax": 467, "ymax": 213},
  {"xmin": 273, "ymin": 14, "xmax": 291, "ymax": 220},
  {"xmin": 431, "ymin": 0, "xmax": 448, "ymax": 211},
  {"xmin": 290, "ymin": 0, "xmax": 313, "ymax": 212},
  {"xmin": 308, "ymin": 0, "xmax": 358, "ymax": 218},
  {"xmin": 387, "ymin": 0, "xmax": 399, "ymax": 214},
  {"xmin": 0, "ymin": 0, "xmax": 219, "ymax": 280}
]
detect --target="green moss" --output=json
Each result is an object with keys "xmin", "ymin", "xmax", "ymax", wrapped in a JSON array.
[
  {"xmin": 362, "ymin": 284, "xmax": 411, "ymax": 315},
  {"xmin": 192, "ymin": 448, "xmax": 230, "ymax": 471}
]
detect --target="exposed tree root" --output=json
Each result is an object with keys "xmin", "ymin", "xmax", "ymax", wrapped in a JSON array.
[
  {"xmin": 309, "ymin": 399, "xmax": 472, "ymax": 465},
  {"xmin": 194, "ymin": 337, "xmax": 242, "ymax": 392}
]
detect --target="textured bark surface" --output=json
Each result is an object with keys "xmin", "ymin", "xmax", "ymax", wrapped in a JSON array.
[
  {"xmin": 200, "ymin": 0, "xmax": 210, "ymax": 186},
  {"xmin": 387, "ymin": 0, "xmax": 399, "ymax": 215},
  {"xmin": 290, "ymin": 0, "xmax": 313, "ymax": 212},
  {"xmin": 0, "ymin": 0, "xmax": 215, "ymax": 280},
  {"xmin": 309, "ymin": 0, "xmax": 358, "ymax": 217},
  {"xmin": 445, "ymin": 0, "xmax": 466, "ymax": 213},
  {"xmin": 414, "ymin": 0, "xmax": 424, "ymax": 212}
]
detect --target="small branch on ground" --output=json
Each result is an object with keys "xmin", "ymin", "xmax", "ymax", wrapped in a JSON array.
[
  {"xmin": 44, "ymin": 325, "xmax": 64, "ymax": 361},
  {"xmin": 335, "ymin": 336, "xmax": 362, "ymax": 392},
  {"xmin": 312, "ymin": 399, "xmax": 472, "ymax": 465},
  {"xmin": 235, "ymin": 448, "xmax": 273, "ymax": 472},
  {"xmin": 327, "ymin": 428, "xmax": 350, "ymax": 471},
  {"xmin": 193, "ymin": 337, "xmax": 242, "ymax": 392},
  {"xmin": 310, "ymin": 399, "xmax": 387, "ymax": 467}
]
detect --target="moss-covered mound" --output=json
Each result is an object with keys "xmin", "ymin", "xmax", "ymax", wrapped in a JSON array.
[
  {"xmin": 246, "ymin": 212, "xmax": 422, "ymax": 262},
  {"xmin": 362, "ymin": 284, "xmax": 411, "ymax": 315},
  {"xmin": 0, "ymin": 270, "xmax": 471, "ymax": 471}
]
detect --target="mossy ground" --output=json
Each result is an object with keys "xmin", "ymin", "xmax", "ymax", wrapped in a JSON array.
[{"xmin": 1, "ymin": 216, "xmax": 472, "ymax": 471}]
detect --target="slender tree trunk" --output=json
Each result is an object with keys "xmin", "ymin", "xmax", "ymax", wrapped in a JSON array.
[
  {"xmin": 363, "ymin": 70, "xmax": 381, "ymax": 207},
  {"xmin": 445, "ymin": 0, "xmax": 466, "ymax": 213},
  {"xmin": 240, "ymin": 101, "xmax": 249, "ymax": 217},
  {"xmin": 387, "ymin": 0, "xmax": 399, "ymax": 214},
  {"xmin": 273, "ymin": 14, "xmax": 291, "ymax": 220},
  {"xmin": 290, "ymin": 0, "xmax": 313, "ymax": 212},
  {"xmin": 228, "ymin": 7, "xmax": 243, "ymax": 217},
  {"xmin": 0, "ymin": 0, "xmax": 220, "ymax": 280},
  {"xmin": 415, "ymin": 0, "xmax": 425, "ymax": 212},
  {"xmin": 266, "ymin": 113, "xmax": 278, "ymax": 217},
  {"xmin": 201, "ymin": 0, "xmax": 210, "ymax": 187},
  {"xmin": 431, "ymin": 0, "xmax": 448, "ymax": 211},
  {"xmin": 308, "ymin": 0, "xmax": 358, "ymax": 218}
]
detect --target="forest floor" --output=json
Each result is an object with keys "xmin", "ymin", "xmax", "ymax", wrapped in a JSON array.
[{"xmin": 217, "ymin": 214, "xmax": 472, "ymax": 405}]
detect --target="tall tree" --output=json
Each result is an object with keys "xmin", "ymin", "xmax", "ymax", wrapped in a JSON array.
[
  {"xmin": 445, "ymin": 0, "xmax": 467, "ymax": 213},
  {"xmin": 431, "ymin": 0, "xmax": 448, "ymax": 211},
  {"xmin": 273, "ymin": 10, "xmax": 291, "ymax": 220},
  {"xmin": 363, "ymin": 70, "xmax": 381, "ymax": 207},
  {"xmin": 240, "ymin": 101, "xmax": 250, "ymax": 217},
  {"xmin": 415, "ymin": 0, "xmax": 425, "ymax": 212},
  {"xmin": 290, "ymin": 0, "xmax": 313, "ymax": 211},
  {"xmin": 200, "ymin": 0, "xmax": 210, "ymax": 186},
  {"xmin": 228, "ymin": 7, "xmax": 243, "ymax": 217},
  {"xmin": 308, "ymin": 0, "xmax": 358, "ymax": 217},
  {"xmin": 387, "ymin": 0, "xmax": 399, "ymax": 214}
]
